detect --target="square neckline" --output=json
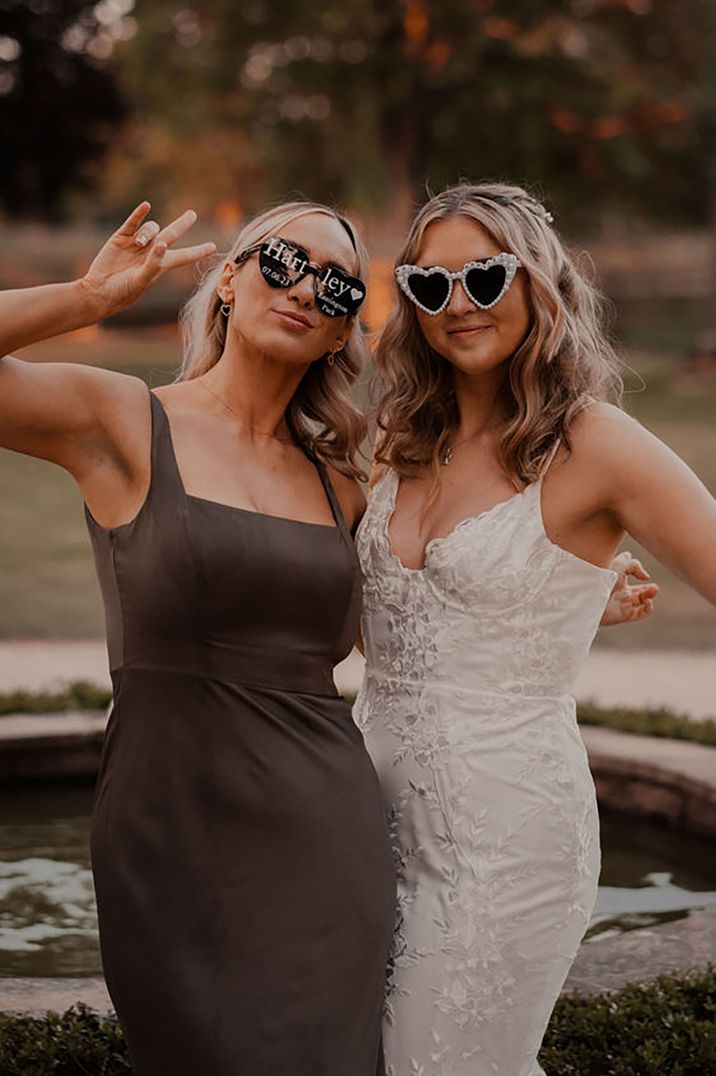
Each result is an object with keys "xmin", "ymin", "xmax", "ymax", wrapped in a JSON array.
[
  {"xmin": 84, "ymin": 387, "xmax": 348, "ymax": 535},
  {"xmin": 151, "ymin": 389, "xmax": 343, "ymax": 533}
]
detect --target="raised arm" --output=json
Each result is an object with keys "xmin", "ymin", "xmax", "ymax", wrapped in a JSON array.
[{"xmin": 0, "ymin": 203, "xmax": 215, "ymax": 473}]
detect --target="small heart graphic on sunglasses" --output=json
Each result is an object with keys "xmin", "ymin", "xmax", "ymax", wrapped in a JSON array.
[{"xmin": 350, "ymin": 287, "xmax": 363, "ymax": 302}]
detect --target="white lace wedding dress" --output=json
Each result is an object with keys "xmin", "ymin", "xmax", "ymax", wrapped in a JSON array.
[{"xmin": 353, "ymin": 466, "xmax": 618, "ymax": 1076}]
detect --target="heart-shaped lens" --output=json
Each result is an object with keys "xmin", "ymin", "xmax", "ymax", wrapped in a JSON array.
[
  {"xmin": 465, "ymin": 264, "xmax": 508, "ymax": 308},
  {"xmin": 407, "ymin": 270, "xmax": 450, "ymax": 313}
]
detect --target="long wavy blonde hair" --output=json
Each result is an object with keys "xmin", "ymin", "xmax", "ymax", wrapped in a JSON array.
[
  {"xmin": 374, "ymin": 182, "xmax": 623, "ymax": 490},
  {"xmin": 178, "ymin": 201, "xmax": 369, "ymax": 479}
]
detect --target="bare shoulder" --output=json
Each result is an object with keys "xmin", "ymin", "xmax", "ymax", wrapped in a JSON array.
[
  {"xmin": 96, "ymin": 371, "xmax": 152, "ymax": 460},
  {"xmin": 567, "ymin": 400, "xmax": 643, "ymax": 450},
  {"xmin": 560, "ymin": 399, "xmax": 693, "ymax": 507},
  {"xmin": 562, "ymin": 401, "xmax": 660, "ymax": 474},
  {"xmin": 327, "ymin": 466, "xmax": 367, "ymax": 533}
]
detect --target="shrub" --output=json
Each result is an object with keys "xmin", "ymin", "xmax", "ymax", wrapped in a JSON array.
[
  {"xmin": 0, "ymin": 1003, "xmax": 130, "ymax": 1074},
  {"xmin": 0, "ymin": 681, "xmax": 111, "ymax": 716},
  {"xmin": 577, "ymin": 701, "xmax": 716, "ymax": 747},
  {"xmin": 1, "ymin": 969, "xmax": 714, "ymax": 1074},
  {"xmin": 540, "ymin": 967, "xmax": 716, "ymax": 1075}
]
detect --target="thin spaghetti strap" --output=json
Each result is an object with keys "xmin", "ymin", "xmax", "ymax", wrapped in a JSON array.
[{"xmin": 310, "ymin": 455, "xmax": 353, "ymax": 543}]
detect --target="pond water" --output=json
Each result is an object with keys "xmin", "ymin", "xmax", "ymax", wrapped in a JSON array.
[{"xmin": 1, "ymin": 786, "xmax": 715, "ymax": 978}]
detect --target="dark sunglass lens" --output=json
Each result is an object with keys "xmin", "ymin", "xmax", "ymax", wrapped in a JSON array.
[
  {"xmin": 258, "ymin": 237, "xmax": 309, "ymax": 288},
  {"xmin": 316, "ymin": 267, "xmax": 365, "ymax": 318},
  {"xmin": 465, "ymin": 264, "xmax": 507, "ymax": 307},
  {"xmin": 407, "ymin": 270, "xmax": 450, "ymax": 312}
]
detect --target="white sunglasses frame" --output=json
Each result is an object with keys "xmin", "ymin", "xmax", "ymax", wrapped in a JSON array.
[{"xmin": 395, "ymin": 252, "xmax": 522, "ymax": 315}]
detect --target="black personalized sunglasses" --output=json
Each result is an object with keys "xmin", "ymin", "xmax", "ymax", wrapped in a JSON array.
[
  {"xmin": 235, "ymin": 235, "xmax": 367, "ymax": 319},
  {"xmin": 395, "ymin": 252, "xmax": 522, "ymax": 315}
]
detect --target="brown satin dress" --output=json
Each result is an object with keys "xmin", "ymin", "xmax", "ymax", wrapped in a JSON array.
[{"xmin": 85, "ymin": 388, "xmax": 396, "ymax": 1076}]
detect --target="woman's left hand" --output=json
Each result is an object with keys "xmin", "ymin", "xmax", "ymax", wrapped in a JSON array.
[{"xmin": 600, "ymin": 551, "xmax": 659, "ymax": 626}]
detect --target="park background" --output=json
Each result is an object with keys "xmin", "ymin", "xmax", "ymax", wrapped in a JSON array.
[
  {"xmin": 1, "ymin": 0, "xmax": 715, "ymax": 664},
  {"xmin": 1, "ymin": 3, "xmax": 716, "ymax": 1067}
]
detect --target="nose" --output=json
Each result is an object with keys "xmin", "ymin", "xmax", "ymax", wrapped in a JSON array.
[
  {"xmin": 286, "ymin": 273, "xmax": 317, "ymax": 309},
  {"xmin": 445, "ymin": 277, "xmax": 475, "ymax": 317}
]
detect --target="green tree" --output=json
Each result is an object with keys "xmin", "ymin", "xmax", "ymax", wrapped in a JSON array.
[
  {"xmin": 108, "ymin": 0, "xmax": 715, "ymax": 242},
  {"xmin": 0, "ymin": 0, "xmax": 127, "ymax": 219}
]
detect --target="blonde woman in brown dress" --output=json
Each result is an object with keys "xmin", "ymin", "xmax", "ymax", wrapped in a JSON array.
[{"xmin": 0, "ymin": 201, "xmax": 396, "ymax": 1075}]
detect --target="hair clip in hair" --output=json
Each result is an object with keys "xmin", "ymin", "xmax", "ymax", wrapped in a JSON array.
[{"xmin": 528, "ymin": 201, "xmax": 554, "ymax": 225}]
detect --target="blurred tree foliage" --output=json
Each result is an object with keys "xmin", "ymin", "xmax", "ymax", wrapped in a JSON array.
[
  {"xmin": 1, "ymin": 0, "xmax": 714, "ymax": 231},
  {"xmin": 0, "ymin": 0, "xmax": 127, "ymax": 219}
]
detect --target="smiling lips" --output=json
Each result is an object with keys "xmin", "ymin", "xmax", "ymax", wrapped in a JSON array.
[
  {"xmin": 273, "ymin": 308, "xmax": 314, "ymax": 329},
  {"xmin": 447, "ymin": 323, "xmax": 491, "ymax": 336}
]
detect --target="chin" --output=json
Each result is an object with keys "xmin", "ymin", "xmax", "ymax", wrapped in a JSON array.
[
  {"xmin": 252, "ymin": 329, "xmax": 321, "ymax": 366},
  {"xmin": 443, "ymin": 346, "xmax": 508, "ymax": 378}
]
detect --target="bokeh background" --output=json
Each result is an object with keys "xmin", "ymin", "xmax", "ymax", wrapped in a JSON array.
[{"xmin": 1, "ymin": 0, "xmax": 715, "ymax": 651}]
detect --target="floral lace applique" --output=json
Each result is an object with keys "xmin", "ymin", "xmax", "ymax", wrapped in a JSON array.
[{"xmin": 354, "ymin": 470, "xmax": 615, "ymax": 1075}]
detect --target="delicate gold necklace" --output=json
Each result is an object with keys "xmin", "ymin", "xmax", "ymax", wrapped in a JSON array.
[
  {"xmin": 197, "ymin": 379, "xmax": 293, "ymax": 445},
  {"xmin": 442, "ymin": 430, "xmax": 482, "ymax": 466},
  {"xmin": 443, "ymin": 418, "xmax": 503, "ymax": 465}
]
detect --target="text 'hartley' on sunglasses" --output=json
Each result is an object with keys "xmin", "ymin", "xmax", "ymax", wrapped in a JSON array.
[
  {"xmin": 235, "ymin": 235, "xmax": 367, "ymax": 319},
  {"xmin": 395, "ymin": 252, "xmax": 522, "ymax": 315}
]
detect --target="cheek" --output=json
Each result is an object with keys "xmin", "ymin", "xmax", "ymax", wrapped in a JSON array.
[
  {"xmin": 231, "ymin": 272, "xmax": 269, "ymax": 317},
  {"xmin": 494, "ymin": 293, "xmax": 531, "ymax": 343},
  {"xmin": 319, "ymin": 316, "xmax": 349, "ymax": 349},
  {"xmin": 416, "ymin": 310, "xmax": 442, "ymax": 347}
]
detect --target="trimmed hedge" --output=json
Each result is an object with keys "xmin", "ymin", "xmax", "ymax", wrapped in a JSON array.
[
  {"xmin": 2, "ymin": 682, "xmax": 716, "ymax": 750},
  {"xmin": 577, "ymin": 700, "xmax": 716, "ymax": 748},
  {"xmin": 0, "ymin": 681, "xmax": 111, "ymax": 717},
  {"xmin": 0, "ymin": 1003, "xmax": 129, "ymax": 1074},
  {"xmin": 1, "ymin": 969, "xmax": 714, "ymax": 1074},
  {"xmin": 540, "ymin": 967, "xmax": 716, "ymax": 1075}
]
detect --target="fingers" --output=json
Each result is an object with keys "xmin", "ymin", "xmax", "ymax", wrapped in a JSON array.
[
  {"xmin": 116, "ymin": 201, "xmax": 151, "ymax": 237},
  {"xmin": 154, "ymin": 209, "xmax": 199, "ymax": 248},
  {"xmin": 122, "ymin": 205, "xmax": 216, "ymax": 273},
  {"xmin": 128, "ymin": 207, "xmax": 201, "ymax": 251},
  {"xmin": 162, "ymin": 242, "xmax": 217, "ymax": 270},
  {"xmin": 624, "ymin": 558, "xmax": 650, "ymax": 581},
  {"xmin": 633, "ymin": 596, "xmax": 654, "ymax": 620},
  {"xmin": 626, "ymin": 584, "xmax": 658, "ymax": 621},
  {"xmin": 610, "ymin": 550, "xmax": 651, "ymax": 579},
  {"xmin": 134, "ymin": 220, "xmax": 161, "ymax": 248}
]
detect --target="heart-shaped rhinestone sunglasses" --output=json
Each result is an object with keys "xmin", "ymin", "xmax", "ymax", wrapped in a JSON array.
[
  {"xmin": 395, "ymin": 252, "xmax": 522, "ymax": 315},
  {"xmin": 235, "ymin": 235, "xmax": 366, "ymax": 319}
]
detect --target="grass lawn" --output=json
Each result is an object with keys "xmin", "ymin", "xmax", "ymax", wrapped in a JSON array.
[{"xmin": 1, "ymin": 322, "xmax": 715, "ymax": 647}]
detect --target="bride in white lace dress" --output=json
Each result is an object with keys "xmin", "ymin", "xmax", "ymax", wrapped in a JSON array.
[{"xmin": 353, "ymin": 183, "xmax": 716, "ymax": 1075}]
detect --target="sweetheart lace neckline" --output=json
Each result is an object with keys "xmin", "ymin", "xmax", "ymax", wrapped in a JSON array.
[{"xmin": 380, "ymin": 468, "xmax": 618, "ymax": 581}]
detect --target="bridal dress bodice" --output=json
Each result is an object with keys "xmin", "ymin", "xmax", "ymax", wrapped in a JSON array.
[{"xmin": 354, "ymin": 467, "xmax": 617, "ymax": 1076}]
